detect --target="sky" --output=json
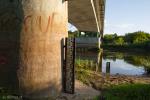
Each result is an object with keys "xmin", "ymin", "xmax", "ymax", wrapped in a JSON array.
[
  {"xmin": 104, "ymin": 0, "xmax": 150, "ymax": 35},
  {"xmin": 68, "ymin": 23, "xmax": 77, "ymax": 32},
  {"xmin": 68, "ymin": 0, "xmax": 150, "ymax": 35}
]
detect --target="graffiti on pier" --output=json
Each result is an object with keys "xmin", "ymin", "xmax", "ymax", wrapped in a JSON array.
[{"xmin": 24, "ymin": 15, "xmax": 52, "ymax": 33}]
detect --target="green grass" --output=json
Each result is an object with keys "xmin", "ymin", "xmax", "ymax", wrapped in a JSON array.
[
  {"xmin": 75, "ymin": 58, "xmax": 96, "ymax": 85},
  {"xmin": 75, "ymin": 67, "xmax": 91, "ymax": 85},
  {"xmin": 0, "ymin": 87, "xmax": 21, "ymax": 100},
  {"xmin": 93, "ymin": 96, "xmax": 101, "ymax": 100},
  {"xmin": 103, "ymin": 84, "xmax": 150, "ymax": 100}
]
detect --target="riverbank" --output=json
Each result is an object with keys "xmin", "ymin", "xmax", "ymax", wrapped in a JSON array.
[
  {"xmin": 75, "ymin": 48, "xmax": 150, "ymax": 99},
  {"xmin": 76, "ymin": 68, "xmax": 150, "ymax": 89},
  {"xmin": 91, "ymin": 73, "xmax": 150, "ymax": 90},
  {"xmin": 76, "ymin": 68, "xmax": 150, "ymax": 99}
]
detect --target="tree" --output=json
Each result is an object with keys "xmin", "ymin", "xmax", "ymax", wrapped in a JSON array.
[
  {"xmin": 114, "ymin": 37, "xmax": 125, "ymax": 45},
  {"xmin": 103, "ymin": 33, "xmax": 117, "ymax": 44},
  {"xmin": 125, "ymin": 31, "xmax": 150, "ymax": 44},
  {"xmin": 84, "ymin": 31, "xmax": 99, "ymax": 37},
  {"xmin": 133, "ymin": 31, "xmax": 150, "ymax": 44}
]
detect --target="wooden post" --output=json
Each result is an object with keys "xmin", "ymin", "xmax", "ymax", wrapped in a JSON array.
[
  {"xmin": 0, "ymin": 0, "xmax": 68, "ymax": 99},
  {"xmin": 106, "ymin": 62, "xmax": 110, "ymax": 73},
  {"xmin": 106, "ymin": 62, "xmax": 110, "ymax": 79}
]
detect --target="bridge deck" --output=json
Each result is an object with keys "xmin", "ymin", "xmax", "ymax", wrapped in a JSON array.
[{"xmin": 69, "ymin": 0, "xmax": 105, "ymax": 32}]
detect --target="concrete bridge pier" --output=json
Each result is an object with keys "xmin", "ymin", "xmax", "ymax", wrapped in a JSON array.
[
  {"xmin": 0, "ymin": 0, "xmax": 68, "ymax": 99},
  {"xmin": 18, "ymin": 0, "xmax": 68, "ymax": 99}
]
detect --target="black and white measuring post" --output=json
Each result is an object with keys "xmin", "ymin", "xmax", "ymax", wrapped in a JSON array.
[{"xmin": 63, "ymin": 38, "xmax": 76, "ymax": 94}]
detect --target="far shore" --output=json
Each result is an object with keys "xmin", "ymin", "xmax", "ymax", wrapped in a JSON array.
[{"xmin": 102, "ymin": 45, "xmax": 150, "ymax": 53}]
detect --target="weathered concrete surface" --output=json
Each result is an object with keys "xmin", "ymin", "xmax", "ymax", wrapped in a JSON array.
[
  {"xmin": 18, "ymin": 0, "xmax": 68, "ymax": 98},
  {"xmin": 0, "ymin": 0, "xmax": 68, "ymax": 99},
  {"xmin": 69, "ymin": 0, "xmax": 105, "ymax": 33}
]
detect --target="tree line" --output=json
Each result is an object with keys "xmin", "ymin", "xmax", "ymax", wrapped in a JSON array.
[{"xmin": 103, "ymin": 31, "xmax": 150, "ymax": 49}]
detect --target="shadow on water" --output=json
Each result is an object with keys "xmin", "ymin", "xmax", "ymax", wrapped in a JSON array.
[{"xmin": 0, "ymin": 0, "xmax": 23, "ymax": 94}]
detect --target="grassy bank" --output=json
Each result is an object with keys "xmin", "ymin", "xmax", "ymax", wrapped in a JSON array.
[
  {"xmin": 0, "ymin": 87, "xmax": 21, "ymax": 100},
  {"xmin": 76, "ymin": 66, "xmax": 150, "ymax": 100},
  {"xmin": 103, "ymin": 84, "xmax": 150, "ymax": 100}
]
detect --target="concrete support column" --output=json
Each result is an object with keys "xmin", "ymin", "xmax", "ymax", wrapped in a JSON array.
[
  {"xmin": 19, "ymin": 0, "xmax": 68, "ymax": 98},
  {"xmin": 0, "ymin": 0, "xmax": 68, "ymax": 99}
]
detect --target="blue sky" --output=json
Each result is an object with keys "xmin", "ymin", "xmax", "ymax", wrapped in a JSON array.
[
  {"xmin": 69, "ymin": 0, "xmax": 150, "ymax": 35},
  {"xmin": 104, "ymin": 0, "xmax": 150, "ymax": 35}
]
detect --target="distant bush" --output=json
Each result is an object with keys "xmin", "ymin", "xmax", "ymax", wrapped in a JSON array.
[{"xmin": 103, "ymin": 31, "xmax": 150, "ymax": 50}]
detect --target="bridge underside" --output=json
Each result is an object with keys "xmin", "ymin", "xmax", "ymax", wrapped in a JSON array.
[{"xmin": 69, "ymin": 0, "xmax": 105, "ymax": 33}]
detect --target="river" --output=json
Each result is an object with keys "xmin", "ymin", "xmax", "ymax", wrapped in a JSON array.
[{"xmin": 76, "ymin": 49, "xmax": 150, "ymax": 76}]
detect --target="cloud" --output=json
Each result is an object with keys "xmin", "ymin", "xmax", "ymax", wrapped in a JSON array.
[
  {"xmin": 105, "ymin": 22, "xmax": 135, "ymax": 29},
  {"xmin": 115, "ymin": 24, "xmax": 135, "ymax": 28},
  {"xmin": 104, "ymin": 22, "xmax": 139, "ymax": 35}
]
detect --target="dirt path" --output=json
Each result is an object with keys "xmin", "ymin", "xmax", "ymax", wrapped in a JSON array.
[{"xmin": 57, "ymin": 80, "xmax": 100, "ymax": 100}]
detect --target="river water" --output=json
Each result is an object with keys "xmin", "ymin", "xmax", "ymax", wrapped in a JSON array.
[{"xmin": 76, "ymin": 49, "xmax": 150, "ymax": 76}]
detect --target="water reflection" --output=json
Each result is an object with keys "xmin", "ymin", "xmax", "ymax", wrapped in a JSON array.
[
  {"xmin": 76, "ymin": 50, "xmax": 150, "ymax": 76},
  {"xmin": 76, "ymin": 50, "xmax": 103, "ymax": 73},
  {"xmin": 102, "ymin": 59, "xmax": 145, "ymax": 75}
]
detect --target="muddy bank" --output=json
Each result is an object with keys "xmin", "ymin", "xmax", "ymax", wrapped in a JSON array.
[{"xmin": 76, "ymin": 70, "xmax": 150, "ymax": 90}]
